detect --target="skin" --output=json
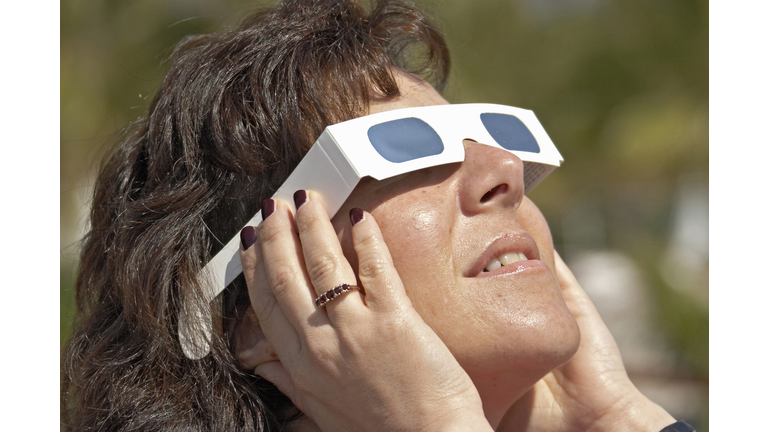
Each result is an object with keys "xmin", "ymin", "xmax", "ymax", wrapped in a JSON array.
[
  {"xmin": 235, "ymin": 71, "xmax": 675, "ymax": 432},
  {"xmin": 331, "ymin": 72, "xmax": 581, "ymax": 425}
]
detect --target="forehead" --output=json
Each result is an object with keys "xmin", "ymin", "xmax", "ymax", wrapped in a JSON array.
[{"xmin": 368, "ymin": 71, "xmax": 449, "ymax": 115}]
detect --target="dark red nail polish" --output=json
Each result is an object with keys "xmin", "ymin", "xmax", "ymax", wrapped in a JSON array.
[
  {"xmin": 262, "ymin": 199, "xmax": 275, "ymax": 220},
  {"xmin": 240, "ymin": 226, "xmax": 257, "ymax": 250},
  {"xmin": 293, "ymin": 190, "xmax": 308, "ymax": 209},
  {"xmin": 350, "ymin": 208, "xmax": 364, "ymax": 225}
]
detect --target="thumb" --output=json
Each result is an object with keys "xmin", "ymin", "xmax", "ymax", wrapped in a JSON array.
[
  {"xmin": 254, "ymin": 361, "xmax": 307, "ymax": 414},
  {"xmin": 554, "ymin": 250, "xmax": 606, "ymax": 330}
]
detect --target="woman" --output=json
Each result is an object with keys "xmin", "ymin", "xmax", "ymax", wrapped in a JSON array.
[{"xmin": 61, "ymin": 0, "xmax": 689, "ymax": 431}]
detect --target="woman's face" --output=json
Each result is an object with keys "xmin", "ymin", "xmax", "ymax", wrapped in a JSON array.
[{"xmin": 331, "ymin": 72, "xmax": 580, "ymax": 411}]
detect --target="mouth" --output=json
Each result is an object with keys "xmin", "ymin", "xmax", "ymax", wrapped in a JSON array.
[
  {"xmin": 467, "ymin": 233, "xmax": 543, "ymax": 277},
  {"xmin": 482, "ymin": 252, "xmax": 529, "ymax": 272}
]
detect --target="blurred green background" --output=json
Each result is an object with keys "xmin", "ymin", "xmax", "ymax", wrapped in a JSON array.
[{"xmin": 60, "ymin": 0, "xmax": 708, "ymax": 429}]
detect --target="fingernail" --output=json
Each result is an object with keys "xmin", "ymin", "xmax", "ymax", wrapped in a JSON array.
[
  {"xmin": 262, "ymin": 199, "xmax": 275, "ymax": 220},
  {"xmin": 240, "ymin": 226, "xmax": 257, "ymax": 250},
  {"xmin": 293, "ymin": 190, "xmax": 308, "ymax": 210},
  {"xmin": 350, "ymin": 208, "xmax": 364, "ymax": 226}
]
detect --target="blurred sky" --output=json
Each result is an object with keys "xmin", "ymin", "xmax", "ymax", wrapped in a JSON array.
[{"xmin": 58, "ymin": 0, "xmax": 715, "ymax": 429}]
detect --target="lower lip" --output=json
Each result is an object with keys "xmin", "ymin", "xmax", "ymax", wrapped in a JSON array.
[{"xmin": 476, "ymin": 259, "xmax": 549, "ymax": 278}]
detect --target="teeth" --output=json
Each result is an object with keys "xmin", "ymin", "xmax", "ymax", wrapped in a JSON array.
[
  {"xmin": 484, "ymin": 252, "xmax": 527, "ymax": 272},
  {"xmin": 486, "ymin": 257, "xmax": 502, "ymax": 272},
  {"xmin": 499, "ymin": 252, "xmax": 525, "ymax": 265}
]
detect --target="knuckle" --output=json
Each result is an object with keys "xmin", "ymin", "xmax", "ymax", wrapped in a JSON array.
[
  {"xmin": 268, "ymin": 267, "xmax": 298, "ymax": 298},
  {"xmin": 305, "ymin": 252, "xmax": 342, "ymax": 284},
  {"xmin": 256, "ymin": 221, "xmax": 284, "ymax": 246},
  {"xmin": 295, "ymin": 206, "xmax": 325, "ymax": 234},
  {"xmin": 356, "ymin": 253, "xmax": 390, "ymax": 281},
  {"xmin": 354, "ymin": 229, "xmax": 379, "ymax": 251}
]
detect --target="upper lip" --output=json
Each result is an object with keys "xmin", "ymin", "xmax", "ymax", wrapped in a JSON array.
[{"xmin": 465, "ymin": 232, "xmax": 541, "ymax": 277}]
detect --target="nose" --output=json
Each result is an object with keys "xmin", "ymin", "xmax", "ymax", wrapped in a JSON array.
[{"xmin": 457, "ymin": 140, "xmax": 525, "ymax": 215}]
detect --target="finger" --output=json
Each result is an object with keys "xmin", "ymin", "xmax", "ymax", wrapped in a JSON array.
[
  {"xmin": 293, "ymin": 190, "xmax": 362, "ymax": 315},
  {"xmin": 553, "ymin": 250, "xmax": 621, "ymax": 356},
  {"xmin": 258, "ymin": 199, "xmax": 327, "ymax": 331},
  {"xmin": 349, "ymin": 208, "xmax": 411, "ymax": 312},
  {"xmin": 239, "ymin": 225, "xmax": 303, "ymax": 360}
]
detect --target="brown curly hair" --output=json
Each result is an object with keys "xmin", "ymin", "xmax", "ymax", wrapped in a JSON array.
[{"xmin": 61, "ymin": 0, "xmax": 449, "ymax": 430}]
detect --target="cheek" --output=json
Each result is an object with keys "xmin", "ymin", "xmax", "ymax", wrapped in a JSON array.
[
  {"xmin": 372, "ymin": 201, "xmax": 453, "ymax": 276},
  {"xmin": 370, "ymin": 198, "xmax": 459, "ymax": 312}
]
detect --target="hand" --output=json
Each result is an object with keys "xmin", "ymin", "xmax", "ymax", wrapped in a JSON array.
[
  {"xmin": 237, "ymin": 191, "xmax": 493, "ymax": 432},
  {"xmin": 498, "ymin": 250, "xmax": 676, "ymax": 432}
]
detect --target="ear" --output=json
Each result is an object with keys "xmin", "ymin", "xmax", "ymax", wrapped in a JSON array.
[{"xmin": 235, "ymin": 305, "xmax": 279, "ymax": 370}]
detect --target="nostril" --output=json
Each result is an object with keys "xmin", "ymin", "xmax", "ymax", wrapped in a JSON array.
[{"xmin": 480, "ymin": 184, "xmax": 508, "ymax": 202}]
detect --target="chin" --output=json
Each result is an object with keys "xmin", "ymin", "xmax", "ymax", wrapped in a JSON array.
[
  {"xmin": 460, "ymin": 312, "xmax": 581, "ymax": 428},
  {"xmin": 459, "ymin": 306, "xmax": 581, "ymax": 404},
  {"xmin": 516, "ymin": 308, "xmax": 581, "ymax": 376},
  {"xmin": 521, "ymin": 330, "xmax": 580, "ymax": 377}
]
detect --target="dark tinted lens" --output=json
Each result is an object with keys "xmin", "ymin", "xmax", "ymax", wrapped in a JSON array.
[
  {"xmin": 367, "ymin": 118, "xmax": 444, "ymax": 163},
  {"xmin": 480, "ymin": 113, "xmax": 540, "ymax": 153}
]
